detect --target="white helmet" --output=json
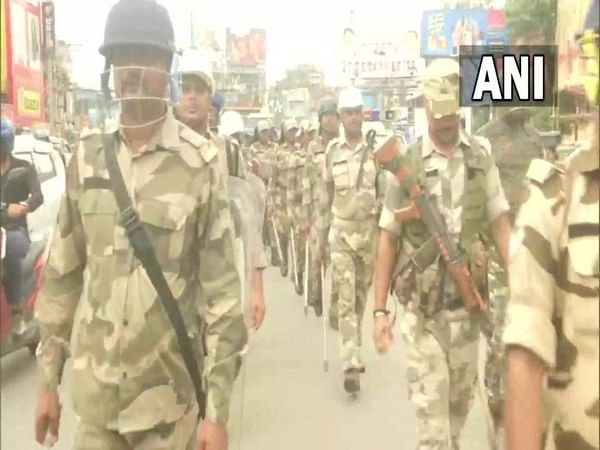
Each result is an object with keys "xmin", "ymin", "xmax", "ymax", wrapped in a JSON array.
[
  {"xmin": 338, "ymin": 87, "xmax": 363, "ymax": 110},
  {"xmin": 220, "ymin": 111, "xmax": 245, "ymax": 136},
  {"xmin": 178, "ymin": 49, "xmax": 214, "ymax": 93}
]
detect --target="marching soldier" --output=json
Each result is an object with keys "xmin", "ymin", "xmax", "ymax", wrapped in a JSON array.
[
  {"xmin": 268, "ymin": 118, "xmax": 298, "ymax": 279},
  {"xmin": 175, "ymin": 51, "xmax": 267, "ymax": 332},
  {"xmin": 303, "ymin": 99, "xmax": 340, "ymax": 319},
  {"xmin": 318, "ymin": 88, "xmax": 384, "ymax": 393},
  {"xmin": 34, "ymin": 2, "xmax": 247, "ymax": 448},
  {"xmin": 286, "ymin": 120, "xmax": 316, "ymax": 295},
  {"xmin": 249, "ymin": 120, "xmax": 280, "ymax": 266},
  {"xmin": 503, "ymin": 1, "xmax": 599, "ymax": 449},
  {"xmin": 372, "ymin": 58, "xmax": 511, "ymax": 449}
]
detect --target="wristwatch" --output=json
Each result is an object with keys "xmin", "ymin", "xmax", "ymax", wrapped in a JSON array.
[{"xmin": 373, "ymin": 308, "xmax": 390, "ymax": 319}]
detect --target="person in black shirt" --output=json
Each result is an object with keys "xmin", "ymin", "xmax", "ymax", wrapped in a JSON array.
[{"xmin": 0, "ymin": 117, "xmax": 43, "ymax": 311}]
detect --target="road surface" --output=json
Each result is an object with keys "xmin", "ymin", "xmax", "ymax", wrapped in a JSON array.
[{"xmin": 1, "ymin": 266, "xmax": 490, "ymax": 450}]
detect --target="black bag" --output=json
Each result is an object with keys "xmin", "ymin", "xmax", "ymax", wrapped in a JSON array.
[{"xmin": 102, "ymin": 134, "xmax": 206, "ymax": 419}]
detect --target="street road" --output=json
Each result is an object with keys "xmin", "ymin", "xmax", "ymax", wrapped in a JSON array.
[{"xmin": 1, "ymin": 266, "xmax": 489, "ymax": 450}]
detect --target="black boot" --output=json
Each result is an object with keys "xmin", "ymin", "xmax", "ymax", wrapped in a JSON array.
[{"xmin": 343, "ymin": 369, "xmax": 360, "ymax": 394}]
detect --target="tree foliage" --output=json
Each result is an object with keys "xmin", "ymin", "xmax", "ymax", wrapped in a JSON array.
[{"xmin": 505, "ymin": 0, "xmax": 557, "ymax": 44}]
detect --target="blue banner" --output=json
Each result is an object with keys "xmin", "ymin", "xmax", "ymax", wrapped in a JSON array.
[{"xmin": 421, "ymin": 8, "xmax": 497, "ymax": 57}]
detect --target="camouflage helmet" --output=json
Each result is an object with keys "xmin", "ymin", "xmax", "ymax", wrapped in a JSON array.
[
  {"xmin": 318, "ymin": 98, "xmax": 338, "ymax": 121},
  {"xmin": 421, "ymin": 58, "xmax": 460, "ymax": 118}
]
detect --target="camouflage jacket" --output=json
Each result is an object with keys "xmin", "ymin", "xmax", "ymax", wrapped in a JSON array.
[
  {"xmin": 302, "ymin": 137, "xmax": 330, "ymax": 242},
  {"xmin": 318, "ymin": 134, "xmax": 381, "ymax": 243},
  {"xmin": 35, "ymin": 111, "xmax": 248, "ymax": 430},
  {"xmin": 378, "ymin": 131, "xmax": 509, "ymax": 312},
  {"xmin": 249, "ymin": 141, "xmax": 277, "ymax": 182},
  {"xmin": 267, "ymin": 142, "xmax": 295, "ymax": 213},
  {"xmin": 286, "ymin": 146, "xmax": 308, "ymax": 226},
  {"xmin": 503, "ymin": 151, "xmax": 599, "ymax": 450}
]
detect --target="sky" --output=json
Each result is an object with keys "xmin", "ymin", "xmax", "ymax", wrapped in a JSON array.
[{"xmin": 53, "ymin": 0, "xmax": 442, "ymax": 89}]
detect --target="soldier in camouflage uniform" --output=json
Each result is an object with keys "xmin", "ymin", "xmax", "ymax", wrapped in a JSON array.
[
  {"xmin": 176, "ymin": 50, "xmax": 267, "ymax": 332},
  {"xmin": 286, "ymin": 120, "xmax": 315, "ymax": 295},
  {"xmin": 268, "ymin": 118, "xmax": 298, "ymax": 278},
  {"xmin": 250, "ymin": 120, "xmax": 280, "ymax": 265},
  {"xmin": 503, "ymin": 2, "xmax": 599, "ymax": 449},
  {"xmin": 475, "ymin": 106, "xmax": 542, "ymax": 428},
  {"xmin": 303, "ymin": 99, "xmax": 340, "ymax": 318},
  {"xmin": 319, "ymin": 87, "xmax": 384, "ymax": 393},
  {"xmin": 33, "ymin": 2, "xmax": 247, "ymax": 449},
  {"xmin": 372, "ymin": 59, "xmax": 512, "ymax": 449}
]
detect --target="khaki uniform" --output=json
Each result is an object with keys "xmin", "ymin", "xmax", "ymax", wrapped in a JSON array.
[
  {"xmin": 320, "ymin": 134, "xmax": 381, "ymax": 371},
  {"xmin": 380, "ymin": 131, "xmax": 509, "ymax": 449},
  {"xmin": 35, "ymin": 111, "xmax": 248, "ymax": 447},
  {"xmin": 268, "ymin": 142, "xmax": 296, "ymax": 273},
  {"xmin": 503, "ymin": 151, "xmax": 599, "ymax": 450}
]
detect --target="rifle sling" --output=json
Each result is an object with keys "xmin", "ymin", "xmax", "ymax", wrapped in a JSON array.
[{"xmin": 102, "ymin": 133, "xmax": 206, "ymax": 420}]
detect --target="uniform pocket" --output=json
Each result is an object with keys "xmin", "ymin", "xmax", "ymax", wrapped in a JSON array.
[
  {"xmin": 332, "ymin": 160, "xmax": 351, "ymax": 192},
  {"xmin": 137, "ymin": 199, "xmax": 188, "ymax": 261},
  {"xmin": 79, "ymin": 189, "xmax": 117, "ymax": 256}
]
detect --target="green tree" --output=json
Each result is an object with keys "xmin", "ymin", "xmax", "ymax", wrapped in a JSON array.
[{"xmin": 505, "ymin": 0, "xmax": 557, "ymax": 44}]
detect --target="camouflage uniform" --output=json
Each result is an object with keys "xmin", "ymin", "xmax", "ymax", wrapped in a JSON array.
[
  {"xmin": 476, "ymin": 109, "xmax": 542, "ymax": 421},
  {"xmin": 268, "ymin": 142, "xmax": 296, "ymax": 275},
  {"xmin": 303, "ymin": 136, "xmax": 335, "ymax": 313},
  {"xmin": 35, "ymin": 111, "xmax": 248, "ymax": 447},
  {"xmin": 503, "ymin": 150, "xmax": 599, "ymax": 450},
  {"xmin": 249, "ymin": 140, "xmax": 279, "ymax": 263},
  {"xmin": 320, "ymin": 134, "xmax": 381, "ymax": 372},
  {"xmin": 380, "ymin": 129, "xmax": 509, "ymax": 449},
  {"xmin": 287, "ymin": 144, "xmax": 308, "ymax": 291}
]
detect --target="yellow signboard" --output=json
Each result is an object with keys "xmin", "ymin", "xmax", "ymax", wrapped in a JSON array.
[
  {"xmin": 17, "ymin": 88, "xmax": 41, "ymax": 117},
  {"xmin": 0, "ymin": 0, "xmax": 7, "ymax": 94}
]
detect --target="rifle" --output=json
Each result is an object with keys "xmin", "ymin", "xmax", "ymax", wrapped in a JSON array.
[{"xmin": 373, "ymin": 136, "xmax": 485, "ymax": 313}]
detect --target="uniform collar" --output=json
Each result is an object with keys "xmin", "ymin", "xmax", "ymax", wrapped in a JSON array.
[
  {"xmin": 422, "ymin": 129, "xmax": 470, "ymax": 158},
  {"xmin": 119, "ymin": 108, "xmax": 181, "ymax": 154},
  {"xmin": 338, "ymin": 132, "xmax": 366, "ymax": 151}
]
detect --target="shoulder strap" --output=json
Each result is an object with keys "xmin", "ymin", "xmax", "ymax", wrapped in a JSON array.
[{"xmin": 102, "ymin": 134, "xmax": 206, "ymax": 419}]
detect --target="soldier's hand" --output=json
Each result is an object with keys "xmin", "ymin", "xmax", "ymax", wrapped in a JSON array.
[
  {"xmin": 373, "ymin": 315, "xmax": 394, "ymax": 354},
  {"xmin": 249, "ymin": 287, "xmax": 266, "ymax": 331},
  {"xmin": 197, "ymin": 420, "xmax": 228, "ymax": 450},
  {"xmin": 35, "ymin": 389, "xmax": 61, "ymax": 446}
]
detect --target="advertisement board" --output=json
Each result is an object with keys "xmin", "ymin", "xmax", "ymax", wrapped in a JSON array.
[
  {"xmin": 420, "ymin": 8, "xmax": 508, "ymax": 57},
  {"xmin": 6, "ymin": 0, "xmax": 45, "ymax": 126},
  {"xmin": 0, "ymin": 0, "xmax": 9, "ymax": 95},
  {"xmin": 226, "ymin": 28, "xmax": 266, "ymax": 67}
]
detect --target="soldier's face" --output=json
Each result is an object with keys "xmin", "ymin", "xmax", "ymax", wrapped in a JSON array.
[
  {"xmin": 286, "ymin": 129, "xmax": 297, "ymax": 144},
  {"xmin": 111, "ymin": 46, "xmax": 171, "ymax": 126},
  {"xmin": 301, "ymin": 130, "xmax": 315, "ymax": 147},
  {"xmin": 425, "ymin": 103, "xmax": 460, "ymax": 148},
  {"xmin": 321, "ymin": 112, "xmax": 339, "ymax": 136},
  {"xmin": 177, "ymin": 75, "xmax": 211, "ymax": 127},
  {"xmin": 112, "ymin": 46, "xmax": 170, "ymax": 100},
  {"xmin": 340, "ymin": 107, "xmax": 363, "ymax": 137},
  {"xmin": 259, "ymin": 130, "xmax": 270, "ymax": 144}
]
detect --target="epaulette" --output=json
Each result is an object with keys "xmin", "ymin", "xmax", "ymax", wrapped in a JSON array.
[{"xmin": 526, "ymin": 158, "xmax": 564, "ymax": 185}]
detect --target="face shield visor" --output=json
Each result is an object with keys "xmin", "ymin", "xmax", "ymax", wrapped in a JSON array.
[{"xmin": 101, "ymin": 47, "xmax": 181, "ymax": 129}]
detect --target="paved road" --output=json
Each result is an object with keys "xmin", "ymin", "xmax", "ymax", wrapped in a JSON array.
[{"xmin": 1, "ymin": 266, "xmax": 490, "ymax": 450}]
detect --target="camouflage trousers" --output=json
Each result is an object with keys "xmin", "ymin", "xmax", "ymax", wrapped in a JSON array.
[
  {"xmin": 484, "ymin": 258, "xmax": 509, "ymax": 422},
  {"xmin": 289, "ymin": 223, "xmax": 306, "ymax": 280},
  {"xmin": 274, "ymin": 210, "xmax": 290, "ymax": 272},
  {"xmin": 74, "ymin": 407, "xmax": 197, "ymax": 449},
  {"xmin": 400, "ymin": 308, "xmax": 479, "ymax": 450},
  {"xmin": 330, "ymin": 217, "xmax": 377, "ymax": 371}
]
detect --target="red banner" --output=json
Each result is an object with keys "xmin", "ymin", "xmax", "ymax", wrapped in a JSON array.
[{"xmin": 226, "ymin": 28, "xmax": 266, "ymax": 66}]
